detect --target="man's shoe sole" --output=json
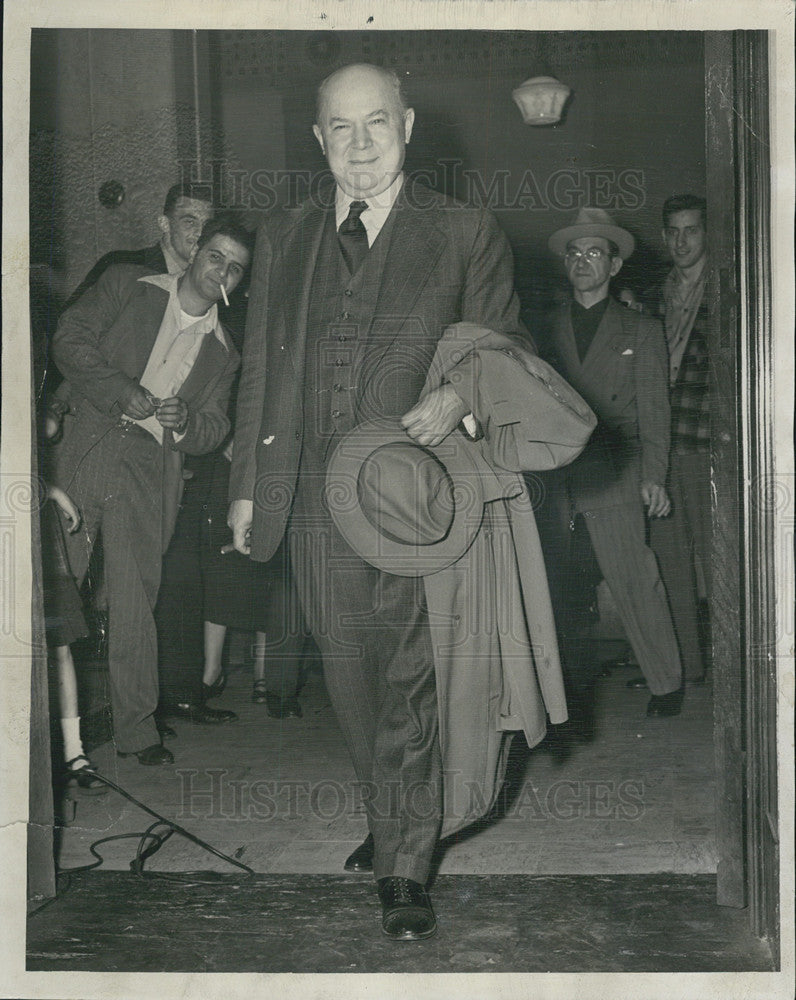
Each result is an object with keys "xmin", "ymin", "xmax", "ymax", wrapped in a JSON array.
[{"xmin": 381, "ymin": 924, "xmax": 437, "ymax": 940}]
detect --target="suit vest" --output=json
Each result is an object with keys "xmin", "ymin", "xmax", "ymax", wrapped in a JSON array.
[{"xmin": 301, "ymin": 206, "xmax": 398, "ymax": 469}]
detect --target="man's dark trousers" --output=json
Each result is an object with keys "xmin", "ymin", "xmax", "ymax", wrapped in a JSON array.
[
  {"xmin": 54, "ymin": 418, "xmax": 162, "ymax": 753},
  {"xmin": 288, "ymin": 468, "xmax": 442, "ymax": 884},
  {"xmin": 282, "ymin": 210, "xmax": 442, "ymax": 883}
]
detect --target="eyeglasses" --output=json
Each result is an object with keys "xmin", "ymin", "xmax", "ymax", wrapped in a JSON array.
[{"xmin": 564, "ymin": 247, "xmax": 613, "ymax": 263}]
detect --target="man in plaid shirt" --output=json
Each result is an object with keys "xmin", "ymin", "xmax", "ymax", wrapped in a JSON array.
[{"xmin": 648, "ymin": 194, "xmax": 711, "ymax": 683}]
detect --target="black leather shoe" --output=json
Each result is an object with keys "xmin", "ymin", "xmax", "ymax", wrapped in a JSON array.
[
  {"xmin": 203, "ymin": 670, "xmax": 227, "ymax": 700},
  {"xmin": 155, "ymin": 717, "xmax": 177, "ymax": 740},
  {"xmin": 344, "ymin": 833, "xmax": 374, "ymax": 873},
  {"xmin": 377, "ymin": 877, "xmax": 437, "ymax": 940},
  {"xmin": 169, "ymin": 703, "xmax": 238, "ymax": 724},
  {"xmin": 117, "ymin": 744, "xmax": 174, "ymax": 766},
  {"xmin": 626, "ymin": 675, "xmax": 648, "ymax": 689},
  {"xmin": 265, "ymin": 692, "xmax": 302, "ymax": 719},
  {"xmin": 646, "ymin": 689, "xmax": 684, "ymax": 718}
]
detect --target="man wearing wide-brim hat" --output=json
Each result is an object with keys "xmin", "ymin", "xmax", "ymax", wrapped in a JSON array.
[{"xmin": 542, "ymin": 207, "xmax": 684, "ymax": 719}]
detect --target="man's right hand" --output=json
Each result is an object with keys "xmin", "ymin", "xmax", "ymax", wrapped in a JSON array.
[
  {"xmin": 228, "ymin": 499, "xmax": 253, "ymax": 555},
  {"xmin": 119, "ymin": 383, "xmax": 159, "ymax": 420}
]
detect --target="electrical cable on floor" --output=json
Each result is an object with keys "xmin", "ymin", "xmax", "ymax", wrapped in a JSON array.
[{"xmin": 54, "ymin": 767, "xmax": 256, "ymax": 885}]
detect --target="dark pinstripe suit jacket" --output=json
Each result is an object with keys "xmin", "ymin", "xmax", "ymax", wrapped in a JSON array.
[{"xmin": 230, "ymin": 180, "xmax": 523, "ymax": 563}]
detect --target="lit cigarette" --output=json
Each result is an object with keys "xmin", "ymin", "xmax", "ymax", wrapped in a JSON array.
[{"xmin": 220, "ymin": 282, "xmax": 230, "ymax": 307}]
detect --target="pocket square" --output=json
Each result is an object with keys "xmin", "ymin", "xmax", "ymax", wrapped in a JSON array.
[{"xmin": 622, "ymin": 348, "xmax": 634, "ymax": 356}]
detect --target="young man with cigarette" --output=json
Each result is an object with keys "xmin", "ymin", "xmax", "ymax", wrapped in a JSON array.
[{"xmin": 49, "ymin": 216, "xmax": 252, "ymax": 765}]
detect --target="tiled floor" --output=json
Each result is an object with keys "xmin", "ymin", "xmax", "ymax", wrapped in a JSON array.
[{"xmin": 57, "ymin": 661, "xmax": 716, "ymax": 877}]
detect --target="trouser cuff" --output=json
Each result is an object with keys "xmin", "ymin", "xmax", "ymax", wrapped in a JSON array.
[{"xmin": 373, "ymin": 849, "xmax": 433, "ymax": 885}]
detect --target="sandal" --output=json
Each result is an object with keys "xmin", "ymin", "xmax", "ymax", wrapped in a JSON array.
[
  {"xmin": 64, "ymin": 755, "xmax": 106, "ymax": 793},
  {"xmin": 252, "ymin": 679, "xmax": 268, "ymax": 704}
]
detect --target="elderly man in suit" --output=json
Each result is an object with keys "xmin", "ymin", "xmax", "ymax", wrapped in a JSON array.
[
  {"xmin": 50, "ymin": 216, "xmax": 249, "ymax": 765},
  {"xmin": 229, "ymin": 63, "xmax": 532, "ymax": 939},
  {"xmin": 542, "ymin": 207, "xmax": 683, "ymax": 720}
]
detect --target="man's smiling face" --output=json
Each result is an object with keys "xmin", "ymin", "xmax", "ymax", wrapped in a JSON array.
[
  {"xmin": 313, "ymin": 65, "xmax": 415, "ymax": 200},
  {"xmin": 663, "ymin": 208, "xmax": 707, "ymax": 273},
  {"xmin": 185, "ymin": 234, "xmax": 249, "ymax": 310},
  {"xmin": 160, "ymin": 196, "xmax": 214, "ymax": 266}
]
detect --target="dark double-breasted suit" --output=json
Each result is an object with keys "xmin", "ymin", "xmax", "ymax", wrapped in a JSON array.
[
  {"xmin": 542, "ymin": 297, "xmax": 682, "ymax": 696},
  {"xmin": 51, "ymin": 265, "xmax": 239, "ymax": 751},
  {"xmin": 230, "ymin": 180, "xmax": 522, "ymax": 882}
]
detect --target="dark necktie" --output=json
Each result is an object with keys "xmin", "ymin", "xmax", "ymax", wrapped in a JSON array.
[{"xmin": 337, "ymin": 200, "xmax": 369, "ymax": 274}]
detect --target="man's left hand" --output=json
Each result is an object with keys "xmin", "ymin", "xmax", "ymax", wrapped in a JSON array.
[
  {"xmin": 156, "ymin": 396, "xmax": 189, "ymax": 434},
  {"xmin": 641, "ymin": 481, "xmax": 671, "ymax": 518},
  {"xmin": 400, "ymin": 385, "xmax": 469, "ymax": 447}
]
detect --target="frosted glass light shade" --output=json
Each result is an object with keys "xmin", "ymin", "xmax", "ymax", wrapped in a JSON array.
[{"xmin": 512, "ymin": 76, "xmax": 571, "ymax": 125}]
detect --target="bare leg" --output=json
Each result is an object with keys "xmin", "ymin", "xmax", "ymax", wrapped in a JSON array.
[
  {"xmin": 53, "ymin": 644, "xmax": 104, "ymax": 788},
  {"xmin": 203, "ymin": 621, "xmax": 227, "ymax": 686},
  {"xmin": 53, "ymin": 644, "xmax": 83, "ymax": 763},
  {"xmin": 252, "ymin": 631, "xmax": 267, "ymax": 684},
  {"xmin": 54, "ymin": 644, "xmax": 79, "ymax": 722}
]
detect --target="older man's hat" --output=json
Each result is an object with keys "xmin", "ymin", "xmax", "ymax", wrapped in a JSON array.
[
  {"xmin": 548, "ymin": 206, "xmax": 635, "ymax": 260},
  {"xmin": 325, "ymin": 418, "xmax": 487, "ymax": 577}
]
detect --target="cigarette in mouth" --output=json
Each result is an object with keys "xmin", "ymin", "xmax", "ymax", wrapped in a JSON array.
[{"xmin": 220, "ymin": 282, "xmax": 230, "ymax": 307}]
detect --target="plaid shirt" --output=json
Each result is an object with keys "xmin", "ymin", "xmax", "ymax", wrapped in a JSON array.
[{"xmin": 664, "ymin": 279, "xmax": 710, "ymax": 454}]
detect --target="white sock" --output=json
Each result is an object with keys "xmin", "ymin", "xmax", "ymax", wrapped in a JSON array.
[{"xmin": 60, "ymin": 716, "xmax": 84, "ymax": 766}]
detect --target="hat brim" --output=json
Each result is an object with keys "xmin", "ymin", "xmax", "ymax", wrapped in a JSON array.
[
  {"xmin": 548, "ymin": 223, "xmax": 635, "ymax": 260},
  {"xmin": 325, "ymin": 418, "xmax": 485, "ymax": 577}
]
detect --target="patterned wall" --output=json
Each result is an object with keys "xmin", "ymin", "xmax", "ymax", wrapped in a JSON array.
[
  {"xmin": 210, "ymin": 29, "xmax": 706, "ymax": 310},
  {"xmin": 215, "ymin": 30, "xmax": 702, "ymax": 85}
]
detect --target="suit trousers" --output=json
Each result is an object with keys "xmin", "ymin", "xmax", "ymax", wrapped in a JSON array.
[
  {"xmin": 155, "ymin": 476, "xmax": 205, "ymax": 707},
  {"xmin": 542, "ymin": 450, "xmax": 682, "ymax": 698},
  {"xmin": 650, "ymin": 450, "xmax": 711, "ymax": 680},
  {"xmin": 579, "ymin": 500, "xmax": 683, "ymax": 696},
  {"xmin": 54, "ymin": 421, "xmax": 162, "ymax": 752},
  {"xmin": 287, "ymin": 473, "xmax": 442, "ymax": 884}
]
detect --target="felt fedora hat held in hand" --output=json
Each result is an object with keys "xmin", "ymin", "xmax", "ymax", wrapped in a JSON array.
[
  {"xmin": 548, "ymin": 206, "xmax": 635, "ymax": 260},
  {"xmin": 325, "ymin": 418, "xmax": 486, "ymax": 577}
]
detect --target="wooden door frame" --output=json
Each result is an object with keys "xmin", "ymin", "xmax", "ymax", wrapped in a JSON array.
[{"xmin": 706, "ymin": 29, "xmax": 779, "ymax": 961}]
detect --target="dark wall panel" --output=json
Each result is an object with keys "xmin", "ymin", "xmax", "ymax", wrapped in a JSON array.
[{"xmin": 211, "ymin": 30, "xmax": 705, "ymax": 313}]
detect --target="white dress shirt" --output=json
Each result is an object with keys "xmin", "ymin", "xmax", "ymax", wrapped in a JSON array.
[
  {"xmin": 133, "ymin": 273, "xmax": 225, "ymax": 443},
  {"xmin": 334, "ymin": 172, "xmax": 405, "ymax": 247}
]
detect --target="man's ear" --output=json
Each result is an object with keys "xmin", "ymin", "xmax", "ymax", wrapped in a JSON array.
[
  {"xmin": 312, "ymin": 124, "xmax": 325, "ymax": 156},
  {"xmin": 403, "ymin": 108, "xmax": 415, "ymax": 145},
  {"xmin": 158, "ymin": 215, "xmax": 171, "ymax": 239},
  {"xmin": 610, "ymin": 257, "xmax": 624, "ymax": 278}
]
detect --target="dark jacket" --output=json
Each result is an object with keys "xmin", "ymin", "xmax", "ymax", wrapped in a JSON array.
[
  {"xmin": 229, "ymin": 180, "xmax": 522, "ymax": 562},
  {"xmin": 52, "ymin": 264, "xmax": 240, "ymax": 548},
  {"xmin": 63, "ymin": 244, "xmax": 167, "ymax": 311}
]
